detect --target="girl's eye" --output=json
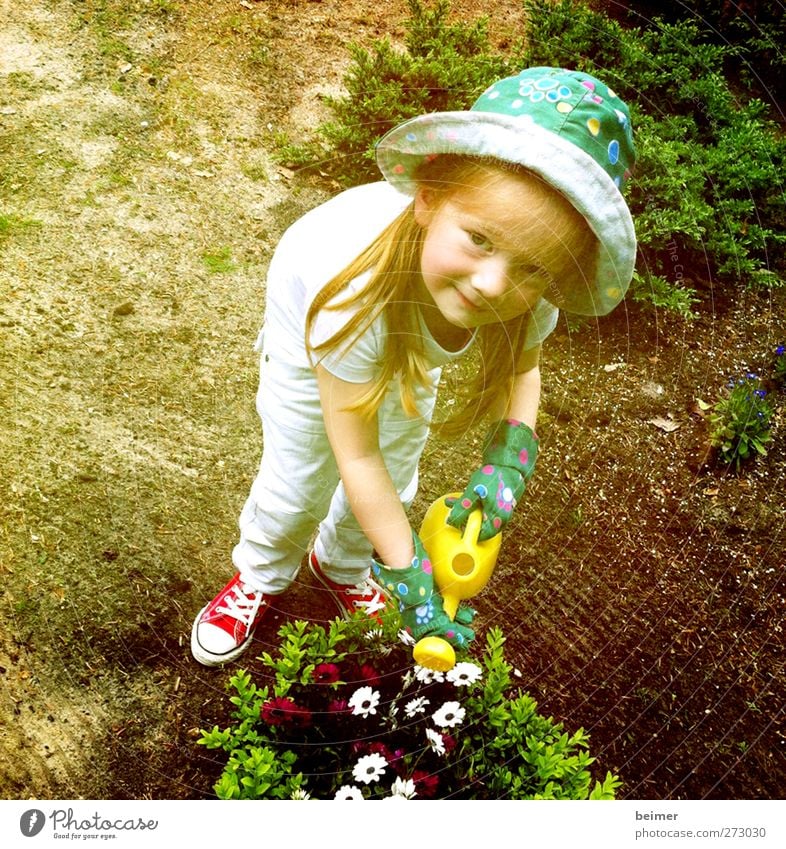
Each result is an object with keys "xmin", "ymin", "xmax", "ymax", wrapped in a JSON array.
[
  {"xmin": 520, "ymin": 264, "xmax": 546, "ymax": 277},
  {"xmin": 468, "ymin": 232, "xmax": 493, "ymax": 251},
  {"xmin": 514, "ymin": 258, "xmax": 549, "ymax": 279}
]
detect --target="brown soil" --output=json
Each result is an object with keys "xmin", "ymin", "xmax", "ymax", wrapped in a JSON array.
[{"xmin": 1, "ymin": 0, "xmax": 784, "ymax": 800}]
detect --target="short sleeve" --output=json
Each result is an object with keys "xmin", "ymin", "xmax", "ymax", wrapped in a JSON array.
[
  {"xmin": 309, "ymin": 276, "xmax": 385, "ymax": 383},
  {"xmin": 523, "ymin": 299, "xmax": 559, "ymax": 350}
]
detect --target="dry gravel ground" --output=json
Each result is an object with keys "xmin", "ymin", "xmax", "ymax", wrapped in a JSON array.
[{"xmin": 1, "ymin": 0, "xmax": 784, "ymax": 799}]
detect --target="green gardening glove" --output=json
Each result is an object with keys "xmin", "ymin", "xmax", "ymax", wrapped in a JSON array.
[
  {"xmin": 453, "ymin": 605, "xmax": 476, "ymax": 626},
  {"xmin": 446, "ymin": 418, "xmax": 539, "ymax": 542},
  {"xmin": 371, "ymin": 531, "xmax": 474, "ymax": 648}
]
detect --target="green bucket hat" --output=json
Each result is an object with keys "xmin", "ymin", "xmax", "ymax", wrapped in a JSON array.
[{"xmin": 375, "ymin": 67, "xmax": 637, "ymax": 316}]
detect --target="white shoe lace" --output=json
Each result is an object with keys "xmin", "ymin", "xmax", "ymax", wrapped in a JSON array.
[
  {"xmin": 346, "ymin": 580, "xmax": 388, "ymax": 616},
  {"xmin": 216, "ymin": 582, "xmax": 265, "ymax": 627}
]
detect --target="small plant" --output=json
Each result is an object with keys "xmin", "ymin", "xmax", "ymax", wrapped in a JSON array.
[
  {"xmin": 700, "ymin": 374, "xmax": 774, "ymax": 468},
  {"xmin": 0, "ymin": 213, "xmax": 42, "ymax": 240},
  {"xmin": 219, "ymin": 12, "xmax": 272, "ymax": 72},
  {"xmin": 199, "ymin": 617, "xmax": 620, "ymax": 800}
]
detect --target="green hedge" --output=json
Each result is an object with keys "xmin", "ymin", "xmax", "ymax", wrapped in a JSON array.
[
  {"xmin": 521, "ymin": 0, "xmax": 786, "ymax": 302},
  {"xmin": 280, "ymin": 0, "xmax": 786, "ymax": 312}
]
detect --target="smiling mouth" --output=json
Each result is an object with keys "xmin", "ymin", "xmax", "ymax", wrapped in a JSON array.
[{"xmin": 455, "ymin": 289, "xmax": 481, "ymax": 310}]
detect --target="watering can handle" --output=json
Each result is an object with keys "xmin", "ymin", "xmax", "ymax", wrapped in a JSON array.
[
  {"xmin": 462, "ymin": 508, "xmax": 484, "ymax": 546},
  {"xmin": 438, "ymin": 507, "xmax": 486, "ymax": 621}
]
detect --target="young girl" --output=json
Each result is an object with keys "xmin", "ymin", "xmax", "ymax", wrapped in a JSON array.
[{"xmin": 191, "ymin": 66, "xmax": 637, "ymax": 667}]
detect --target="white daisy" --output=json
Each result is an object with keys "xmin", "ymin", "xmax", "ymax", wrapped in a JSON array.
[
  {"xmin": 390, "ymin": 776, "xmax": 417, "ymax": 799},
  {"xmin": 426, "ymin": 727, "xmax": 446, "ymax": 756},
  {"xmin": 290, "ymin": 788, "xmax": 311, "ymax": 800},
  {"xmin": 415, "ymin": 664, "xmax": 445, "ymax": 684},
  {"xmin": 348, "ymin": 686, "xmax": 381, "ymax": 717},
  {"xmin": 446, "ymin": 661, "xmax": 483, "ymax": 687},
  {"xmin": 432, "ymin": 701, "xmax": 465, "ymax": 728},
  {"xmin": 403, "ymin": 696, "xmax": 430, "ymax": 718},
  {"xmin": 398, "ymin": 629, "xmax": 416, "ymax": 646},
  {"xmin": 352, "ymin": 752, "xmax": 388, "ymax": 785},
  {"xmin": 334, "ymin": 784, "xmax": 364, "ymax": 800}
]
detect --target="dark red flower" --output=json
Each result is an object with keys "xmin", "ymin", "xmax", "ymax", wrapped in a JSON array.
[
  {"xmin": 327, "ymin": 698, "xmax": 350, "ymax": 715},
  {"xmin": 313, "ymin": 663, "xmax": 341, "ymax": 684},
  {"xmin": 366, "ymin": 741, "xmax": 404, "ymax": 765},
  {"xmin": 260, "ymin": 697, "xmax": 312, "ymax": 728},
  {"xmin": 364, "ymin": 742, "xmax": 406, "ymax": 774},
  {"xmin": 441, "ymin": 733, "xmax": 457, "ymax": 754},
  {"xmin": 357, "ymin": 663, "xmax": 382, "ymax": 688},
  {"xmin": 412, "ymin": 769, "xmax": 439, "ymax": 799}
]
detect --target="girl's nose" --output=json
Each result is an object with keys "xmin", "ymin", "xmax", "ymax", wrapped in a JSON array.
[{"xmin": 470, "ymin": 258, "xmax": 509, "ymax": 300}]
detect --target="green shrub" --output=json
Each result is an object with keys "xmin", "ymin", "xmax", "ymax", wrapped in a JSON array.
[
  {"xmin": 631, "ymin": 271, "xmax": 698, "ymax": 320},
  {"xmin": 521, "ymin": 0, "xmax": 786, "ymax": 299},
  {"xmin": 281, "ymin": 0, "xmax": 786, "ymax": 313},
  {"xmin": 279, "ymin": 0, "xmax": 514, "ymax": 184},
  {"xmin": 199, "ymin": 617, "xmax": 620, "ymax": 800},
  {"xmin": 612, "ymin": 1, "xmax": 786, "ymax": 109}
]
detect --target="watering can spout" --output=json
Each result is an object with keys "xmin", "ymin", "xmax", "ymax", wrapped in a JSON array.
[{"xmin": 412, "ymin": 493, "xmax": 502, "ymax": 671}]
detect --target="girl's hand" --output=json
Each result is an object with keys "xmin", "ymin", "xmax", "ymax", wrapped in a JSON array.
[
  {"xmin": 445, "ymin": 464, "xmax": 526, "ymax": 542},
  {"xmin": 372, "ymin": 531, "xmax": 474, "ymax": 648},
  {"xmin": 446, "ymin": 418, "xmax": 539, "ymax": 542}
]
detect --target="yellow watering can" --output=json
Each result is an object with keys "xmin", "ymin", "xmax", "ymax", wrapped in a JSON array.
[{"xmin": 412, "ymin": 492, "xmax": 502, "ymax": 671}]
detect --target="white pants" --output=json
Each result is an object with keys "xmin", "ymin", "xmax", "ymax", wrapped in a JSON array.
[{"xmin": 232, "ymin": 337, "xmax": 440, "ymax": 593}]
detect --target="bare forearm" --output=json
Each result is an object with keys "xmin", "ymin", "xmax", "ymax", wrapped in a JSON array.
[
  {"xmin": 488, "ymin": 342, "xmax": 542, "ymax": 428},
  {"xmin": 315, "ymin": 364, "xmax": 414, "ymax": 569},
  {"xmin": 339, "ymin": 454, "xmax": 414, "ymax": 569},
  {"xmin": 491, "ymin": 365, "xmax": 541, "ymax": 429}
]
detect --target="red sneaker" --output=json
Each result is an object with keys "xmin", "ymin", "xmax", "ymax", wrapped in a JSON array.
[
  {"xmin": 190, "ymin": 572, "xmax": 269, "ymax": 667},
  {"xmin": 309, "ymin": 551, "xmax": 390, "ymax": 623}
]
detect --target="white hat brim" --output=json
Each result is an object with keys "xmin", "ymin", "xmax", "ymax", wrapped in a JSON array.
[{"xmin": 376, "ymin": 111, "xmax": 636, "ymax": 316}]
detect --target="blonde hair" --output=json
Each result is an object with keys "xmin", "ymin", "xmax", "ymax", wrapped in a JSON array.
[{"xmin": 305, "ymin": 156, "xmax": 597, "ymax": 439}]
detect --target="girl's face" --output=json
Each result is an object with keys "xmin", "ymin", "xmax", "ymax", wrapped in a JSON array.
[{"xmin": 414, "ymin": 168, "xmax": 584, "ymax": 329}]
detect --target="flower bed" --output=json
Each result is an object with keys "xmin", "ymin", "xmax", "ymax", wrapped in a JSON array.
[{"xmin": 199, "ymin": 617, "xmax": 620, "ymax": 800}]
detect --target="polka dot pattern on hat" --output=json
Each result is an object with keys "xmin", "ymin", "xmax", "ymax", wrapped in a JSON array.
[{"xmin": 472, "ymin": 68, "xmax": 635, "ymax": 191}]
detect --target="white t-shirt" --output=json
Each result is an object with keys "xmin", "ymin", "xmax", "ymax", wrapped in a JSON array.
[{"xmin": 261, "ymin": 181, "xmax": 559, "ymax": 382}]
